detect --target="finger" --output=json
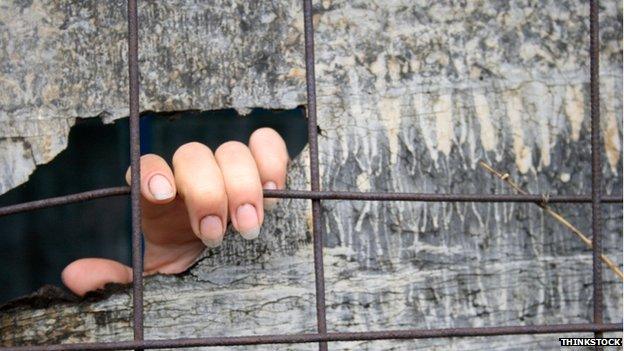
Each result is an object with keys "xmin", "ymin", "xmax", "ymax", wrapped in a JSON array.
[
  {"xmin": 215, "ymin": 141, "xmax": 264, "ymax": 240},
  {"xmin": 172, "ymin": 142, "xmax": 227, "ymax": 247},
  {"xmin": 62, "ymin": 258, "xmax": 132, "ymax": 296},
  {"xmin": 248, "ymin": 128, "xmax": 289, "ymax": 209},
  {"xmin": 125, "ymin": 154, "xmax": 176, "ymax": 204}
]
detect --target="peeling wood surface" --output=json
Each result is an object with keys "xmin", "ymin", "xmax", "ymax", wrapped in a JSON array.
[{"xmin": 0, "ymin": 0, "xmax": 622, "ymax": 350}]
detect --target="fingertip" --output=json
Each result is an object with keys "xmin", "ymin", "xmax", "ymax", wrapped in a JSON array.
[
  {"xmin": 139, "ymin": 154, "xmax": 177, "ymax": 203},
  {"xmin": 250, "ymin": 128, "xmax": 286, "ymax": 151},
  {"xmin": 125, "ymin": 166, "xmax": 131, "ymax": 185},
  {"xmin": 234, "ymin": 203, "xmax": 261, "ymax": 240},
  {"xmin": 249, "ymin": 128, "xmax": 289, "ymax": 210},
  {"xmin": 199, "ymin": 215, "xmax": 225, "ymax": 247},
  {"xmin": 125, "ymin": 154, "xmax": 177, "ymax": 203},
  {"xmin": 147, "ymin": 173, "xmax": 176, "ymax": 202},
  {"xmin": 249, "ymin": 128, "xmax": 289, "ymax": 162}
]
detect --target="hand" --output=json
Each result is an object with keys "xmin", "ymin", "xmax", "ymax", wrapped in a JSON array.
[{"xmin": 61, "ymin": 128, "xmax": 289, "ymax": 296}]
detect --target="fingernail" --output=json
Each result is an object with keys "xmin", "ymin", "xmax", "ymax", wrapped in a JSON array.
[
  {"xmin": 200, "ymin": 215, "xmax": 223, "ymax": 247},
  {"xmin": 148, "ymin": 174, "xmax": 174, "ymax": 200},
  {"xmin": 236, "ymin": 203, "xmax": 260, "ymax": 240},
  {"xmin": 263, "ymin": 181, "xmax": 279, "ymax": 210}
]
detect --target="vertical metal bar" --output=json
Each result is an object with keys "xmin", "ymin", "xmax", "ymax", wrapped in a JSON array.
[
  {"xmin": 127, "ymin": 0, "xmax": 144, "ymax": 345},
  {"xmin": 589, "ymin": 0, "xmax": 603, "ymax": 342},
  {"xmin": 303, "ymin": 1, "xmax": 328, "ymax": 350}
]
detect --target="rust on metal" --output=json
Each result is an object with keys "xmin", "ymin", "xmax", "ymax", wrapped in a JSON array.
[
  {"xmin": 0, "ymin": 189, "xmax": 621, "ymax": 218},
  {"xmin": 0, "ymin": 323, "xmax": 620, "ymax": 351},
  {"xmin": 589, "ymin": 0, "xmax": 604, "ymax": 341},
  {"xmin": 126, "ymin": 0, "xmax": 144, "ymax": 344},
  {"xmin": 302, "ymin": 0, "xmax": 328, "ymax": 350}
]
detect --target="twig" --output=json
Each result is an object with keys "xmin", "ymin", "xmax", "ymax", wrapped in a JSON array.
[{"xmin": 479, "ymin": 160, "xmax": 623, "ymax": 281}]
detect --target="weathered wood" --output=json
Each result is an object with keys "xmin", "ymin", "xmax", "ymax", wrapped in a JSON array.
[{"xmin": 0, "ymin": 0, "xmax": 622, "ymax": 349}]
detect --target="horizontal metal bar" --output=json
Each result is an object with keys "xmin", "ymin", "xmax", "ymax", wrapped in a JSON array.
[
  {"xmin": 264, "ymin": 190, "xmax": 624, "ymax": 203},
  {"xmin": 0, "ymin": 188, "xmax": 622, "ymax": 217},
  {"xmin": 1, "ymin": 323, "xmax": 620, "ymax": 351},
  {"xmin": 0, "ymin": 187, "xmax": 130, "ymax": 217}
]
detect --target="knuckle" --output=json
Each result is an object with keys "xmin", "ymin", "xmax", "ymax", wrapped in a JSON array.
[
  {"xmin": 187, "ymin": 186, "xmax": 227, "ymax": 209},
  {"xmin": 249, "ymin": 133, "xmax": 288, "ymax": 163},
  {"xmin": 173, "ymin": 142, "xmax": 212, "ymax": 163},
  {"xmin": 264, "ymin": 153, "xmax": 289, "ymax": 168},
  {"xmin": 216, "ymin": 140, "xmax": 248, "ymax": 157},
  {"xmin": 250, "ymin": 127, "xmax": 276, "ymax": 139},
  {"xmin": 226, "ymin": 176, "xmax": 261, "ymax": 196},
  {"xmin": 140, "ymin": 153, "xmax": 163, "ymax": 163},
  {"xmin": 139, "ymin": 154, "xmax": 169, "ymax": 178}
]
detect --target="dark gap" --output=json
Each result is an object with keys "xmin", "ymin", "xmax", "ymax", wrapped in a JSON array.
[
  {"xmin": 140, "ymin": 107, "xmax": 308, "ymax": 158},
  {"xmin": 0, "ymin": 107, "xmax": 308, "ymax": 303}
]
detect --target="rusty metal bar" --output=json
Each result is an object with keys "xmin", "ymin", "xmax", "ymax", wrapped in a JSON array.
[
  {"xmin": 1, "ymin": 323, "xmax": 620, "ymax": 351},
  {"xmin": 589, "ymin": 0, "xmax": 603, "ymax": 342},
  {"xmin": 262, "ymin": 191, "xmax": 623, "ymax": 203},
  {"xmin": 127, "ymin": 0, "xmax": 144, "ymax": 345},
  {"xmin": 302, "ymin": 0, "xmax": 328, "ymax": 350},
  {"xmin": 0, "ymin": 188, "xmax": 622, "ymax": 218},
  {"xmin": 0, "ymin": 187, "xmax": 129, "ymax": 217}
]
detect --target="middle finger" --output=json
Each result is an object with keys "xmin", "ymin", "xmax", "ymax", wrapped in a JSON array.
[{"xmin": 215, "ymin": 141, "xmax": 264, "ymax": 240}]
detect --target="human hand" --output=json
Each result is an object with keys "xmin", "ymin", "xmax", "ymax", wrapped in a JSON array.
[{"xmin": 62, "ymin": 128, "xmax": 289, "ymax": 296}]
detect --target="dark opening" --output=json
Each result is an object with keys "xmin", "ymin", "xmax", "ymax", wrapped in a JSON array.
[{"xmin": 0, "ymin": 107, "xmax": 308, "ymax": 303}]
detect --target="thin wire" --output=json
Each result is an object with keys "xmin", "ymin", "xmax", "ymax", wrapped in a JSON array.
[
  {"xmin": 480, "ymin": 161, "xmax": 623, "ymax": 280},
  {"xmin": 0, "ymin": 188, "xmax": 621, "ymax": 218}
]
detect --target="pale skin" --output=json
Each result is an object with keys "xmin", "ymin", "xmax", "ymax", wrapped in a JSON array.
[{"xmin": 62, "ymin": 128, "xmax": 289, "ymax": 296}]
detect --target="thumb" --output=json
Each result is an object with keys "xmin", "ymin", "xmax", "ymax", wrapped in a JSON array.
[{"xmin": 62, "ymin": 258, "xmax": 133, "ymax": 296}]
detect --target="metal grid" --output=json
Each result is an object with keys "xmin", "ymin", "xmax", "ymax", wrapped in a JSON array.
[{"xmin": 0, "ymin": 0, "xmax": 622, "ymax": 350}]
